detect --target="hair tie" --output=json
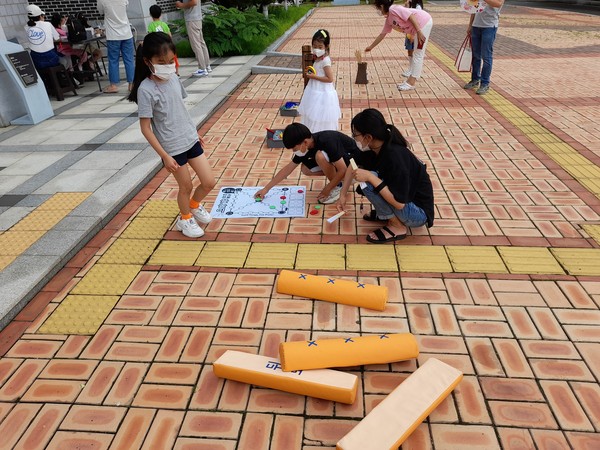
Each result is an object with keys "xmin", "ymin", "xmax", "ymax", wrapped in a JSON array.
[{"xmin": 320, "ymin": 30, "xmax": 327, "ymax": 38}]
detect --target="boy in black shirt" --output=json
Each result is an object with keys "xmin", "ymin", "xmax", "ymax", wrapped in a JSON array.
[{"xmin": 255, "ymin": 123, "xmax": 359, "ymax": 204}]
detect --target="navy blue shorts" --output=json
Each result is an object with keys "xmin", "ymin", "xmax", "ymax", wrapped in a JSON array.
[{"xmin": 173, "ymin": 141, "xmax": 204, "ymax": 166}]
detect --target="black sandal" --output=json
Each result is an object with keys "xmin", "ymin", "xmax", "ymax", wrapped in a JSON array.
[
  {"xmin": 366, "ymin": 226, "xmax": 407, "ymax": 244},
  {"xmin": 363, "ymin": 210, "xmax": 383, "ymax": 222}
]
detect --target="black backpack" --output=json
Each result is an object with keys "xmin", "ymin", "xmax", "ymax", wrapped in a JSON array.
[{"xmin": 66, "ymin": 16, "xmax": 87, "ymax": 43}]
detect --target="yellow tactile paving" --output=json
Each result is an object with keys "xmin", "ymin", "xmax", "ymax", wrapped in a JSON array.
[
  {"xmin": 136, "ymin": 200, "xmax": 180, "ymax": 218},
  {"xmin": 38, "ymin": 295, "xmax": 120, "ymax": 335},
  {"xmin": 144, "ymin": 242, "xmax": 600, "ymax": 275},
  {"xmin": 120, "ymin": 217, "xmax": 174, "ymax": 239},
  {"xmin": 71, "ymin": 264, "xmax": 141, "ymax": 295},
  {"xmin": 396, "ymin": 246, "xmax": 452, "ymax": 273},
  {"xmin": 346, "ymin": 244, "xmax": 398, "ymax": 272},
  {"xmin": 430, "ymin": 43, "xmax": 600, "ymax": 199},
  {"xmin": 295, "ymin": 244, "xmax": 345, "ymax": 270},
  {"xmin": 582, "ymin": 225, "xmax": 600, "ymax": 245},
  {"xmin": 0, "ymin": 256, "xmax": 16, "ymax": 271},
  {"xmin": 196, "ymin": 242, "xmax": 251, "ymax": 268},
  {"xmin": 10, "ymin": 210, "xmax": 70, "ymax": 232},
  {"xmin": 149, "ymin": 241, "xmax": 205, "ymax": 266},
  {"xmin": 498, "ymin": 247, "xmax": 565, "ymax": 275},
  {"xmin": 245, "ymin": 243, "xmax": 297, "ymax": 269},
  {"xmin": 0, "ymin": 231, "xmax": 46, "ymax": 255},
  {"xmin": 446, "ymin": 246, "xmax": 508, "ymax": 274},
  {"xmin": 36, "ymin": 192, "xmax": 91, "ymax": 210},
  {"xmin": 0, "ymin": 193, "xmax": 92, "ymax": 266},
  {"xmin": 98, "ymin": 239, "xmax": 160, "ymax": 265},
  {"xmin": 551, "ymin": 248, "xmax": 600, "ymax": 276}
]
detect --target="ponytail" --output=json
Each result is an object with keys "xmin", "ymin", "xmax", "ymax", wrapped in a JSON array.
[
  {"xmin": 351, "ymin": 108, "xmax": 409, "ymax": 149},
  {"xmin": 128, "ymin": 43, "xmax": 150, "ymax": 103},
  {"xmin": 27, "ymin": 16, "xmax": 39, "ymax": 26}
]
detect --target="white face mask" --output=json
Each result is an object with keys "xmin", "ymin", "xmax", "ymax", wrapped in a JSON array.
[
  {"xmin": 312, "ymin": 48, "xmax": 326, "ymax": 58},
  {"xmin": 152, "ymin": 63, "xmax": 176, "ymax": 80},
  {"xmin": 294, "ymin": 149, "xmax": 308, "ymax": 157},
  {"xmin": 376, "ymin": 9, "xmax": 383, "ymax": 15},
  {"xmin": 355, "ymin": 138, "xmax": 370, "ymax": 152}
]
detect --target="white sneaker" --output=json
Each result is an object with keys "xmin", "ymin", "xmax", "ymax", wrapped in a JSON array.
[
  {"xmin": 318, "ymin": 185, "xmax": 342, "ymax": 205},
  {"xmin": 192, "ymin": 69, "xmax": 209, "ymax": 77},
  {"xmin": 397, "ymin": 82, "xmax": 415, "ymax": 91},
  {"xmin": 206, "ymin": 65, "xmax": 212, "ymax": 73},
  {"xmin": 191, "ymin": 204, "xmax": 212, "ymax": 224},
  {"xmin": 176, "ymin": 217, "xmax": 204, "ymax": 238},
  {"xmin": 402, "ymin": 69, "xmax": 412, "ymax": 77}
]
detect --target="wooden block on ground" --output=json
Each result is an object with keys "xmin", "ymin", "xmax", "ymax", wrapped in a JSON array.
[
  {"xmin": 277, "ymin": 270, "xmax": 388, "ymax": 311},
  {"xmin": 280, "ymin": 333, "xmax": 419, "ymax": 372},
  {"xmin": 336, "ymin": 358, "xmax": 463, "ymax": 450},
  {"xmin": 213, "ymin": 350, "xmax": 358, "ymax": 404}
]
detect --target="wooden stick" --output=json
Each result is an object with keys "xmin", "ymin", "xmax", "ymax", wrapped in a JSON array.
[
  {"xmin": 349, "ymin": 158, "xmax": 367, "ymax": 189},
  {"xmin": 326, "ymin": 211, "xmax": 345, "ymax": 223}
]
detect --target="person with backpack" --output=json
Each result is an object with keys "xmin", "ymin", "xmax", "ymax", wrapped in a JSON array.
[
  {"xmin": 97, "ymin": 0, "xmax": 135, "ymax": 93},
  {"xmin": 50, "ymin": 13, "xmax": 91, "ymax": 74}
]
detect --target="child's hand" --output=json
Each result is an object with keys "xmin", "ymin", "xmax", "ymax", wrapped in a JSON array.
[
  {"xmin": 353, "ymin": 168, "xmax": 372, "ymax": 183},
  {"xmin": 305, "ymin": 72, "xmax": 316, "ymax": 80},
  {"xmin": 336, "ymin": 200, "xmax": 346, "ymax": 213},
  {"xmin": 197, "ymin": 131, "xmax": 205, "ymax": 147},
  {"xmin": 163, "ymin": 156, "xmax": 180, "ymax": 174},
  {"xmin": 365, "ymin": 46, "xmax": 373, "ymax": 52},
  {"xmin": 318, "ymin": 187, "xmax": 331, "ymax": 202},
  {"xmin": 254, "ymin": 188, "xmax": 268, "ymax": 200}
]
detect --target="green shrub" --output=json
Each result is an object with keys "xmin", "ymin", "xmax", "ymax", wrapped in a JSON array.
[
  {"xmin": 170, "ymin": 3, "xmax": 313, "ymax": 57},
  {"xmin": 175, "ymin": 39, "xmax": 194, "ymax": 58},
  {"xmin": 202, "ymin": 5, "xmax": 270, "ymax": 56}
]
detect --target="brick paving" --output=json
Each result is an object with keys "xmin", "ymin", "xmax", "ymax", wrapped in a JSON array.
[{"xmin": 1, "ymin": 4, "xmax": 600, "ymax": 449}]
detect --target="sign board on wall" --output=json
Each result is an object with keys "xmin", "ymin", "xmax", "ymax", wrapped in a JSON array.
[{"xmin": 7, "ymin": 51, "xmax": 38, "ymax": 87}]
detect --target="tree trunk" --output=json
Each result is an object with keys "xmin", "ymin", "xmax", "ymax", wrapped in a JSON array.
[{"xmin": 262, "ymin": 4, "xmax": 269, "ymax": 18}]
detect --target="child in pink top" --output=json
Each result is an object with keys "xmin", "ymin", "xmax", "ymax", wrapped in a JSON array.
[
  {"xmin": 366, "ymin": 0, "xmax": 433, "ymax": 91},
  {"xmin": 50, "ymin": 13, "xmax": 91, "ymax": 72}
]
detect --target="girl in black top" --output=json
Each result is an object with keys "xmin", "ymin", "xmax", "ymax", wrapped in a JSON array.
[{"xmin": 337, "ymin": 108, "xmax": 434, "ymax": 243}]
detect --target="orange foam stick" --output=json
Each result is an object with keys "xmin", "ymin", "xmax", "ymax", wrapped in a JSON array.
[
  {"xmin": 279, "ymin": 333, "xmax": 419, "ymax": 372},
  {"xmin": 336, "ymin": 358, "xmax": 463, "ymax": 450},
  {"xmin": 213, "ymin": 350, "xmax": 358, "ymax": 404},
  {"xmin": 276, "ymin": 270, "xmax": 388, "ymax": 311}
]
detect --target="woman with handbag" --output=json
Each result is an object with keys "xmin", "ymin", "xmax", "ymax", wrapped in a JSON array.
[{"xmin": 463, "ymin": 0, "xmax": 505, "ymax": 95}]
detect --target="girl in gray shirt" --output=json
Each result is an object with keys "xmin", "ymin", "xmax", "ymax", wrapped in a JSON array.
[{"xmin": 128, "ymin": 32, "xmax": 215, "ymax": 238}]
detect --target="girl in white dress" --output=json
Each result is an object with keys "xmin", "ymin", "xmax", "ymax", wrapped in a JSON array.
[{"xmin": 298, "ymin": 29, "xmax": 341, "ymax": 132}]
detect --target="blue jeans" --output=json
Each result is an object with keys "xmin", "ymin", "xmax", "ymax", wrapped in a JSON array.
[
  {"xmin": 470, "ymin": 26, "xmax": 497, "ymax": 86},
  {"xmin": 362, "ymin": 172, "xmax": 428, "ymax": 228},
  {"xmin": 107, "ymin": 38, "xmax": 135, "ymax": 85}
]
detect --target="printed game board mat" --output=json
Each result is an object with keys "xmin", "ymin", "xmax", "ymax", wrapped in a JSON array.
[{"xmin": 210, "ymin": 186, "xmax": 306, "ymax": 219}]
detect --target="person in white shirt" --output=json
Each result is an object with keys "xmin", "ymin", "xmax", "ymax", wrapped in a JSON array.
[
  {"xmin": 97, "ymin": 0, "xmax": 135, "ymax": 93},
  {"xmin": 24, "ymin": 4, "xmax": 62, "ymax": 70}
]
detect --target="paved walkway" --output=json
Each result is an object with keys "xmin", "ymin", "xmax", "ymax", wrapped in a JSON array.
[
  {"xmin": 1, "ymin": 3, "xmax": 600, "ymax": 449},
  {"xmin": 0, "ymin": 52, "xmax": 265, "ymax": 328}
]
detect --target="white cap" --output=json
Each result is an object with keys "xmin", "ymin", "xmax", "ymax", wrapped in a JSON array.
[{"xmin": 27, "ymin": 4, "xmax": 45, "ymax": 17}]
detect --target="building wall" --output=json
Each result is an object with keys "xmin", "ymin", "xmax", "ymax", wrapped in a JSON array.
[
  {"xmin": 0, "ymin": 0, "xmax": 181, "ymax": 44},
  {"xmin": 0, "ymin": 0, "xmax": 28, "ymax": 44}
]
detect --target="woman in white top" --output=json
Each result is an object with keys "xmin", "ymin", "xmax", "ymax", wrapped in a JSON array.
[{"xmin": 24, "ymin": 4, "xmax": 62, "ymax": 70}]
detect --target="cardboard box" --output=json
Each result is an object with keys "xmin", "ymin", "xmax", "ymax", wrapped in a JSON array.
[
  {"xmin": 266, "ymin": 128, "xmax": 285, "ymax": 148},
  {"xmin": 280, "ymin": 101, "xmax": 300, "ymax": 117}
]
